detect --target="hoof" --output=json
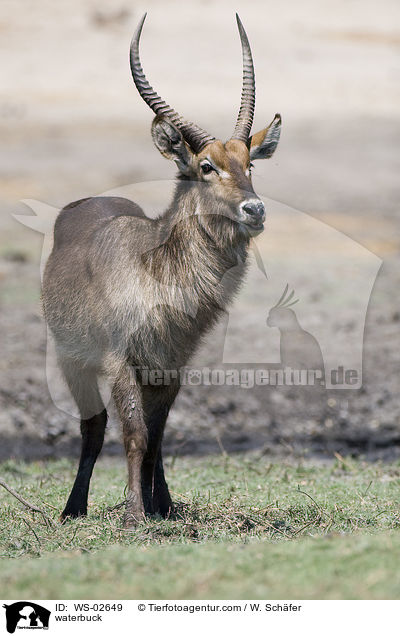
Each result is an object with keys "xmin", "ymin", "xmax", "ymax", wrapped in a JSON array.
[
  {"xmin": 123, "ymin": 511, "xmax": 145, "ymax": 529},
  {"xmin": 158, "ymin": 505, "xmax": 174, "ymax": 520},
  {"xmin": 153, "ymin": 499, "xmax": 175, "ymax": 519},
  {"xmin": 59, "ymin": 508, "xmax": 87, "ymax": 523}
]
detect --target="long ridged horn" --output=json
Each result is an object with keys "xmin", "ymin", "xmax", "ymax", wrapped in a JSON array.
[
  {"xmin": 130, "ymin": 14, "xmax": 215, "ymax": 153},
  {"xmin": 231, "ymin": 14, "xmax": 256, "ymax": 143}
]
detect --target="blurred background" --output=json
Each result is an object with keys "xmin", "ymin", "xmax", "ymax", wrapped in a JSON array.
[{"xmin": 0, "ymin": 0, "xmax": 399, "ymax": 461}]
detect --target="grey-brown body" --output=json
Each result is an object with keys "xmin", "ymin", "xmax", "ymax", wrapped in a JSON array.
[
  {"xmin": 44, "ymin": 192, "xmax": 247, "ymax": 376},
  {"xmin": 42, "ymin": 14, "xmax": 282, "ymax": 526}
]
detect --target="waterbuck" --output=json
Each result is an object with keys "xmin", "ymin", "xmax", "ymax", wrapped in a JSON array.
[{"xmin": 42, "ymin": 13, "xmax": 282, "ymax": 527}]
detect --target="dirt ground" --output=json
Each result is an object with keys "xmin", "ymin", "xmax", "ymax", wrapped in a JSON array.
[{"xmin": 0, "ymin": 0, "xmax": 399, "ymax": 463}]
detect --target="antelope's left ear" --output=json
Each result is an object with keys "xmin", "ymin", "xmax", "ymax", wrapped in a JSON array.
[{"xmin": 248, "ymin": 113, "xmax": 281, "ymax": 161}]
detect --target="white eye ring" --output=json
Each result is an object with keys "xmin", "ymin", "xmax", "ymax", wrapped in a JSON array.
[{"xmin": 200, "ymin": 161, "xmax": 215, "ymax": 175}]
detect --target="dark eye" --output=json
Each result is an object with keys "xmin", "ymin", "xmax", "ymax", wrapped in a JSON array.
[{"xmin": 201, "ymin": 162, "xmax": 214, "ymax": 175}]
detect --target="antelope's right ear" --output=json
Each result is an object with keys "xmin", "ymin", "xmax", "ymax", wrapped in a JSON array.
[
  {"xmin": 248, "ymin": 114, "xmax": 281, "ymax": 161},
  {"xmin": 151, "ymin": 116, "xmax": 193, "ymax": 175}
]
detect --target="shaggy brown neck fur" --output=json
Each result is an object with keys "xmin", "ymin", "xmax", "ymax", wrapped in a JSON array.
[{"xmin": 146, "ymin": 180, "xmax": 250, "ymax": 299}]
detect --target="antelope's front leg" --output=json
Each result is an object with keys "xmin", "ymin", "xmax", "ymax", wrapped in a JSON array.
[{"xmin": 112, "ymin": 366, "xmax": 147, "ymax": 527}]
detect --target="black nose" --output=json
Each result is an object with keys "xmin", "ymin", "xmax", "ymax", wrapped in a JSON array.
[{"xmin": 241, "ymin": 199, "xmax": 265, "ymax": 225}]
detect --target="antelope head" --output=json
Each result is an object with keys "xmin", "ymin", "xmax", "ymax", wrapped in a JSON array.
[{"xmin": 130, "ymin": 14, "xmax": 281, "ymax": 235}]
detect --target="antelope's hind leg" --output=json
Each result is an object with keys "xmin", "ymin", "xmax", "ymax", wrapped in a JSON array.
[
  {"xmin": 152, "ymin": 448, "xmax": 173, "ymax": 518},
  {"xmin": 60, "ymin": 365, "xmax": 107, "ymax": 521},
  {"xmin": 141, "ymin": 384, "xmax": 179, "ymax": 518}
]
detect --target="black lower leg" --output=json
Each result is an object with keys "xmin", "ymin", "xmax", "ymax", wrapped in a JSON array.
[
  {"xmin": 140, "ymin": 415, "xmax": 167, "ymax": 515},
  {"xmin": 140, "ymin": 385, "xmax": 179, "ymax": 516},
  {"xmin": 152, "ymin": 450, "xmax": 173, "ymax": 517},
  {"xmin": 141, "ymin": 447, "xmax": 172, "ymax": 517},
  {"xmin": 61, "ymin": 409, "xmax": 107, "ymax": 520}
]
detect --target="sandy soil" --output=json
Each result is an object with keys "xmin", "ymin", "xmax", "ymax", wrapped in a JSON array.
[{"xmin": 0, "ymin": 0, "xmax": 399, "ymax": 462}]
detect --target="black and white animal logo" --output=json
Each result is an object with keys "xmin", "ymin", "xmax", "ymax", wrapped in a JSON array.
[{"xmin": 2, "ymin": 602, "xmax": 50, "ymax": 634}]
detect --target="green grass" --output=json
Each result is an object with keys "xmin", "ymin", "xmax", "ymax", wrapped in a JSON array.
[
  {"xmin": 1, "ymin": 454, "xmax": 400, "ymax": 599},
  {"xmin": 2, "ymin": 533, "xmax": 400, "ymax": 600}
]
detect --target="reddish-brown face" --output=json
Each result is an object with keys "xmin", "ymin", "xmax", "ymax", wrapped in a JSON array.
[
  {"xmin": 195, "ymin": 139, "xmax": 266, "ymax": 230},
  {"xmin": 151, "ymin": 115, "xmax": 281, "ymax": 233}
]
